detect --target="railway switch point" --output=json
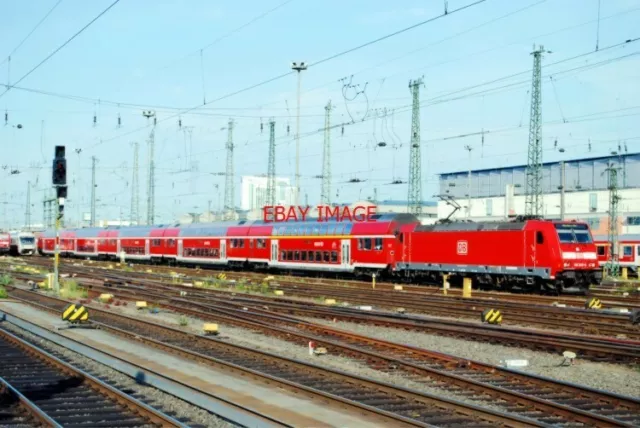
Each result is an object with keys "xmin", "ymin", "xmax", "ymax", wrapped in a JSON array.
[
  {"xmin": 481, "ymin": 309, "xmax": 502, "ymax": 325},
  {"xmin": 462, "ymin": 278, "xmax": 472, "ymax": 298},
  {"xmin": 585, "ymin": 297, "xmax": 602, "ymax": 310},
  {"xmin": 136, "ymin": 301, "xmax": 147, "ymax": 309},
  {"xmin": 203, "ymin": 323, "xmax": 219, "ymax": 335}
]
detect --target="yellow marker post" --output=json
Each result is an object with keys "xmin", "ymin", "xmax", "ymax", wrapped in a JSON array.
[
  {"xmin": 136, "ymin": 301, "xmax": 147, "ymax": 309},
  {"xmin": 372, "ymin": 273, "xmax": 376, "ymax": 289},
  {"xmin": 274, "ymin": 290, "xmax": 284, "ymax": 296},
  {"xmin": 621, "ymin": 267, "xmax": 628, "ymax": 280},
  {"xmin": 442, "ymin": 274, "xmax": 449, "ymax": 296},
  {"xmin": 462, "ymin": 277, "xmax": 472, "ymax": 298}
]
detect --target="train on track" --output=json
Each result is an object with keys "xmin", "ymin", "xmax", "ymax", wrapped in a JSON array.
[
  {"xmin": 32, "ymin": 214, "xmax": 601, "ymax": 293},
  {"xmin": 594, "ymin": 234, "xmax": 640, "ymax": 277},
  {"xmin": 0, "ymin": 231, "xmax": 36, "ymax": 255}
]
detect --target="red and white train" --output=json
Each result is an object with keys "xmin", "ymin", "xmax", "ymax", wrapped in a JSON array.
[
  {"xmin": 36, "ymin": 214, "xmax": 602, "ymax": 293},
  {"xmin": 594, "ymin": 234, "xmax": 640, "ymax": 277},
  {"xmin": 0, "ymin": 231, "xmax": 36, "ymax": 255}
]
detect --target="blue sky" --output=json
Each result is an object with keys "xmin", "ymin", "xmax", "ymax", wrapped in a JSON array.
[{"xmin": 1, "ymin": 0, "xmax": 639, "ymax": 228}]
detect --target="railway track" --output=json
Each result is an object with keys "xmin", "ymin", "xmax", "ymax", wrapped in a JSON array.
[
  {"xmin": 5, "ymin": 258, "xmax": 637, "ymax": 339},
  {"xmin": 5, "ymin": 287, "xmax": 560, "ymax": 428},
  {"xmin": 63, "ymin": 281, "xmax": 640, "ymax": 426},
  {"xmin": 3, "ymin": 263, "xmax": 639, "ymax": 362},
  {"xmin": 6, "ymin": 256, "xmax": 639, "ymax": 309},
  {"xmin": 0, "ymin": 325, "xmax": 182, "ymax": 428}
]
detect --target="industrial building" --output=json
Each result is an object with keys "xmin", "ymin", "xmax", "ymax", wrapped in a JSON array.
[
  {"xmin": 437, "ymin": 152, "xmax": 640, "ymax": 236},
  {"xmin": 240, "ymin": 175, "xmax": 296, "ymax": 211}
]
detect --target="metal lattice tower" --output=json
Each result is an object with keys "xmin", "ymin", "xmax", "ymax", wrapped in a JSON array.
[
  {"xmin": 525, "ymin": 45, "xmax": 545, "ymax": 217},
  {"xmin": 143, "ymin": 110, "xmax": 156, "ymax": 225},
  {"xmin": 43, "ymin": 189, "xmax": 55, "ymax": 229},
  {"xmin": 224, "ymin": 119, "xmax": 235, "ymax": 220},
  {"xmin": 130, "ymin": 142, "xmax": 140, "ymax": 225},
  {"xmin": 146, "ymin": 128, "xmax": 156, "ymax": 225},
  {"xmin": 266, "ymin": 119, "xmax": 276, "ymax": 208},
  {"xmin": 25, "ymin": 181, "xmax": 31, "ymax": 230},
  {"xmin": 321, "ymin": 100, "xmax": 332, "ymax": 205},
  {"xmin": 606, "ymin": 161, "xmax": 622, "ymax": 277},
  {"xmin": 407, "ymin": 78, "xmax": 424, "ymax": 216},
  {"xmin": 91, "ymin": 156, "xmax": 97, "ymax": 227}
]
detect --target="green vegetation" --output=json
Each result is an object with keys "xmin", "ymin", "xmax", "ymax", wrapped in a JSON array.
[
  {"xmin": 60, "ymin": 279, "xmax": 88, "ymax": 299},
  {"xmin": 0, "ymin": 286, "xmax": 8, "ymax": 299},
  {"xmin": 178, "ymin": 315, "xmax": 190, "ymax": 327},
  {"xmin": 0, "ymin": 274, "xmax": 13, "ymax": 287}
]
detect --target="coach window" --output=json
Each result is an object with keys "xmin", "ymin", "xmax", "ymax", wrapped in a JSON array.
[
  {"xmin": 536, "ymin": 231, "xmax": 544, "ymax": 245},
  {"xmin": 280, "ymin": 250, "xmax": 286, "ymax": 260},
  {"xmin": 623, "ymin": 246, "xmax": 633, "ymax": 257},
  {"xmin": 324, "ymin": 251, "xmax": 330, "ymax": 262},
  {"xmin": 308, "ymin": 251, "xmax": 314, "ymax": 262},
  {"xmin": 286, "ymin": 251, "xmax": 293, "ymax": 260},
  {"xmin": 374, "ymin": 238, "xmax": 383, "ymax": 250},
  {"xmin": 301, "ymin": 251, "xmax": 307, "ymax": 261},
  {"xmin": 316, "ymin": 251, "xmax": 322, "ymax": 261},
  {"xmin": 167, "ymin": 239, "xmax": 176, "ymax": 247},
  {"xmin": 357, "ymin": 239, "xmax": 363, "ymax": 250},
  {"xmin": 364, "ymin": 238, "xmax": 372, "ymax": 250},
  {"xmin": 152, "ymin": 239, "xmax": 161, "ymax": 246},
  {"xmin": 331, "ymin": 251, "xmax": 338, "ymax": 262},
  {"xmin": 597, "ymin": 246, "xmax": 605, "ymax": 256},
  {"xmin": 637, "ymin": 246, "xmax": 640, "ymax": 256},
  {"xmin": 249, "ymin": 239, "xmax": 254, "ymax": 248},
  {"xmin": 294, "ymin": 251, "xmax": 300, "ymax": 261}
]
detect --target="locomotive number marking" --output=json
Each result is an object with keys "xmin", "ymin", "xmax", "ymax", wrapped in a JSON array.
[{"xmin": 457, "ymin": 240, "xmax": 468, "ymax": 255}]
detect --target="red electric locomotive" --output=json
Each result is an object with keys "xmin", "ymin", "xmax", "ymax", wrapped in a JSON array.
[{"xmin": 397, "ymin": 219, "xmax": 601, "ymax": 293}]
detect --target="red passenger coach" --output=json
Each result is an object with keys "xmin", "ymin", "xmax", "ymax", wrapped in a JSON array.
[
  {"xmin": 0, "ymin": 232, "xmax": 10, "ymax": 254},
  {"xmin": 398, "ymin": 219, "xmax": 601, "ymax": 293},
  {"xmin": 594, "ymin": 234, "xmax": 640, "ymax": 276}
]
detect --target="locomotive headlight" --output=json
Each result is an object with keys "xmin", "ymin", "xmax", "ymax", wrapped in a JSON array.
[{"xmin": 58, "ymin": 197, "xmax": 65, "ymax": 206}]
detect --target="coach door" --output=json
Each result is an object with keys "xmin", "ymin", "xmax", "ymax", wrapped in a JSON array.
[
  {"xmin": 271, "ymin": 239, "xmax": 278, "ymax": 265},
  {"xmin": 177, "ymin": 239, "xmax": 183, "ymax": 257},
  {"xmin": 145, "ymin": 239, "xmax": 150, "ymax": 256},
  {"xmin": 220, "ymin": 239, "xmax": 227, "ymax": 261},
  {"xmin": 341, "ymin": 239, "xmax": 351, "ymax": 268}
]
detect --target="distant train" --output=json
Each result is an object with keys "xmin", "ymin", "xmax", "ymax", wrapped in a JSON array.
[
  {"xmin": 594, "ymin": 234, "xmax": 640, "ymax": 277},
  {"xmin": 36, "ymin": 215, "xmax": 602, "ymax": 293},
  {"xmin": 0, "ymin": 232, "xmax": 10, "ymax": 254},
  {"xmin": 9, "ymin": 231, "xmax": 37, "ymax": 256}
]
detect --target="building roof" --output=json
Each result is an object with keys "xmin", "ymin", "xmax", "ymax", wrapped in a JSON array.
[{"xmin": 439, "ymin": 152, "xmax": 640, "ymax": 177}]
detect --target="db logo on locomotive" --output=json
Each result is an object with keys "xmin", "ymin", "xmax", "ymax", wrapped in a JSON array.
[{"xmin": 457, "ymin": 240, "xmax": 468, "ymax": 255}]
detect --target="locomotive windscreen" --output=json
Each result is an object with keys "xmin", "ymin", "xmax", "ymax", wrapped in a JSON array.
[{"xmin": 554, "ymin": 224, "xmax": 592, "ymax": 243}]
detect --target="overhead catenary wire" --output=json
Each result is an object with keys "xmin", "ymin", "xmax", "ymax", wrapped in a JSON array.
[
  {"xmin": 0, "ymin": 0, "xmax": 64, "ymax": 68},
  {"xmin": 88, "ymin": 0, "xmax": 486, "ymax": 148},
  {"xmin": 0, "ymin": 0, "xmax": 121, "ymax": 101}
]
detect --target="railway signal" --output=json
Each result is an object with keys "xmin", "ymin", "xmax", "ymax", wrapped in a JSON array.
[{"xmin": 52, "ymin": 145, "xmax": 67, "ymax": 294}]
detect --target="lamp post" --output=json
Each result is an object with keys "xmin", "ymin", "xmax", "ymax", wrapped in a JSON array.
[{"xmin": 291, "ymin": 61, "xmax": 307, "ymax": 205}]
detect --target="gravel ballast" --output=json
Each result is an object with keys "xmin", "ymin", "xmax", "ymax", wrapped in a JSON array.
[
  {"xmin": 0, "ymin": 321, "xmax": 234, "ymax": 428},
  {"xmin": 303, "ymin": 317, "xmax": 640, "ymax": 398}
]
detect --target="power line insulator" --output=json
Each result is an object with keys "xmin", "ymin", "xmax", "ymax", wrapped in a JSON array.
[
  {"xmin": 4, "ymin": 110, "xmax": 7, "ymax": 125},
  {"xmin": 117, "ymin": 114, "xmax": 122, "ymax": 128},
  {"xmin": 93, "ymin": 114, "xmax": 97, "ymax": 127},
  {"xmin": 178, "ymin": 118, "xmax": 182, "ymax": 129},
  {"xmin": 341, "ymin": 125, "xmax": 344, "ymax": 136},
  {"xmin": 286, "ymin": 124, "xmax": 290, "ymax": 136}
]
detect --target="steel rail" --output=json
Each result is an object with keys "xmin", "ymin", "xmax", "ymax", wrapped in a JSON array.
[
  {"xmin": 6, "ymin": 287, "xmax": 543, "ymax": 428},
  {"xmin": 0, "ymin": 326, "xmax": 184, "ymax": 427}
]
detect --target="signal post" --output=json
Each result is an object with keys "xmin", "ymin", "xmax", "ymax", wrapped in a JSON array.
[{"xmin": 52, "ymin": 146, "xmax": 67, "ymax": 294}]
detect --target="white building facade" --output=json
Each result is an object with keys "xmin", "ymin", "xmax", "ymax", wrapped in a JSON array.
[
  {"xmin": 437, "ymin": 152, "xmax": 640, "ymax": 236},
  {"xmin": 240, "ymin": 176, "xmax": 296, "ymax": 211}
]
